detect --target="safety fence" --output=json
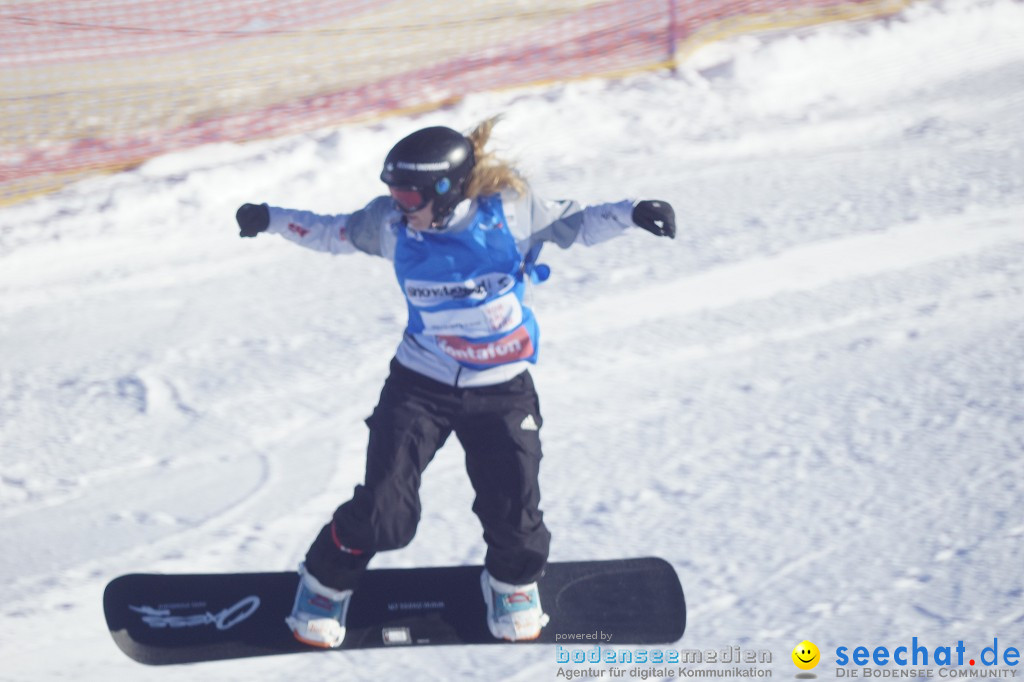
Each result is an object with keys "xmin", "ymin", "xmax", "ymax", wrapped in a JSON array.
[{"xmin": 0, "ymin": 0, "xmax": 913, "ymax": 206}]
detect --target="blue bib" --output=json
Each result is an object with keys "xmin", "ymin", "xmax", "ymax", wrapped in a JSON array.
[{"xmin": 393, "ymin": 195, "xmax": 541, "ymax": 370}]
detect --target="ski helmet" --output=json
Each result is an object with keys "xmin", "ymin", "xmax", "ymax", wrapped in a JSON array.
[{"xmin": 380, "ymin": 126, "xmax": 475, "ymax": 224}]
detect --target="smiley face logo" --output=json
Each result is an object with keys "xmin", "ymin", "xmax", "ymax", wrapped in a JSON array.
[{"xmin": 792, "ymin": 640, "xmax": 820, "ymax": 670}]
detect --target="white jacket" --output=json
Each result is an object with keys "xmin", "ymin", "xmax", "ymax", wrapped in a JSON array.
[{"xmin": 266, "ymin": 188, "xmax": 638, "ymax": 387}]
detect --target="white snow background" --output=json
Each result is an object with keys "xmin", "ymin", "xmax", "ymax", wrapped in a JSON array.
[{"xmin": 1, "ymin": 0, "xmax": 1022, "ymax": 679}]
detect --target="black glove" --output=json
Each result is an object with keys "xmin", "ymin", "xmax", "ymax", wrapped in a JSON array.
[
  {"xmin": 632, "ymin": 200, "xmax": 675, "ymax": 238},
  {"xmin": 236, "ymin": 203, "xmax": 270, "ymax": 238}
]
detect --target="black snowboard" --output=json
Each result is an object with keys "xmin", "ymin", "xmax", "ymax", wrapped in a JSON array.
[{"xmin": 103, "ymin": 557, "xmax": 685, "ymax": 665}]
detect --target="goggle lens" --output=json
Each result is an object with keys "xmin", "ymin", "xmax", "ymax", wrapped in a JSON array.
[{"xmin": 389, "ymin": 186, "xmax": 428, "ymax": 213}]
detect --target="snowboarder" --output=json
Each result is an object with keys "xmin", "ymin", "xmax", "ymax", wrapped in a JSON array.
[{"xmin": 234, "ymin": 116, "xmax": 675, "ymax": 647}]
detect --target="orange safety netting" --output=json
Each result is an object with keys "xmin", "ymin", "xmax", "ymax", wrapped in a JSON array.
[{"xmin": 0, "ymin": 0, "xmax": 911, "ymax": 206}]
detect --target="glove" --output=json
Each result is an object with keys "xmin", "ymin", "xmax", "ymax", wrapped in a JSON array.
[
  {"xmin": 632, "ymin": 200, "xmax": 675, "ymax": 238},
  {"xmin": 236, "ymin": 203, "xmax": 270, "ymax": 238}
]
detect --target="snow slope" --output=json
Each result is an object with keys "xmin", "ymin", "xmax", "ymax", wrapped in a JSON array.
[{"xmin": 1, "ymin": 0, "xmax": 1022, "ymax": 679}]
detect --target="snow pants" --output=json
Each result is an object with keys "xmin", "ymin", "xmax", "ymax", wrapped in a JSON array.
[{"xmin": 304, "ymin": 358, "xmax": 551, "ymax": 590}]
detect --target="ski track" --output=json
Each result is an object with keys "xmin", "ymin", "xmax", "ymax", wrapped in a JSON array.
[{"xmin": 1, "ymin": 1, "xmax": 1023, "ymax": 679}]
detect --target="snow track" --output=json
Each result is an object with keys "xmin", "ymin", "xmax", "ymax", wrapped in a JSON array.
[{"xmin": 1, "ymin": 1, "xmax": 1022, "ymax": 679}]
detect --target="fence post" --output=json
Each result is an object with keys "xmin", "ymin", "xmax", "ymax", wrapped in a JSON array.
[{"xmin": 667, "ymin": 0, "xmax": 679, "ymax": 72}]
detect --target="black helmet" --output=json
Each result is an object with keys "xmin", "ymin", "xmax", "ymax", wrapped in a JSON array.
[{"xmin": 380, "ymin": 126, "xmax": 475, "ymax": 224}]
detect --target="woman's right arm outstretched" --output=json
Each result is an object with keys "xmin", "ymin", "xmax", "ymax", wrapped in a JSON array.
[{"xmin": 236, "ymin": 196, "xmax": 398, "ymax": 258}]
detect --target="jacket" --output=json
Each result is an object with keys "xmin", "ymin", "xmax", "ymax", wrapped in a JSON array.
[{"xmin": 266, "ymin": 187, "xmax": 637, "ymax": 387}]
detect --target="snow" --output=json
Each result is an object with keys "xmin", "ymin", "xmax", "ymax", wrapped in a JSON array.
[{"xmin": 1, "ymin": 0, "xmax": 1023, "ymax": 679}]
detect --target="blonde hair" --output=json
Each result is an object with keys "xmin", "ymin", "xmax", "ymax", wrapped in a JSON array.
[{"xmin": 463, "ymin": 115, "xmax": 527, "ymax": 199}]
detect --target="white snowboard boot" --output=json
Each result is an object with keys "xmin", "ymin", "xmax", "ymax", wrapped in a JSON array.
[
  {"xmin": 480, "ymin": 569, "xmax": 550, "ymax": 641},
  {"xmin": 285, "ymin": 563, "xmax": 352, "ymax": 648}
]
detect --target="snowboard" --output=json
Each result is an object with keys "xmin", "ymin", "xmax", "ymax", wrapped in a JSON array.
[{"xmin": 103, "ymin": 557, "xmax": 685, "ymax": 665}]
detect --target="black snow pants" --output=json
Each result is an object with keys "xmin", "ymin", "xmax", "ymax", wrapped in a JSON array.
[{"xmin": 304, "ymin": 358, "xmax": 551, "ymax": 590}]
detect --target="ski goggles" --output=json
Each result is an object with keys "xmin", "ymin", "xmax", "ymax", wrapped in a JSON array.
[{"xmin": 388, "ymin": 186, "xmax": 430, "ymax": 213}]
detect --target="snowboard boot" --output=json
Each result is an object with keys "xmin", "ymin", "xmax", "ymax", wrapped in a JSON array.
[
  {"xmin": 480, "ymin": 568, "xmax": 550, "ymax": 641},
  {"xmin": 285, "ymin": 562, "xmax": 352, "ymax": 648}
]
